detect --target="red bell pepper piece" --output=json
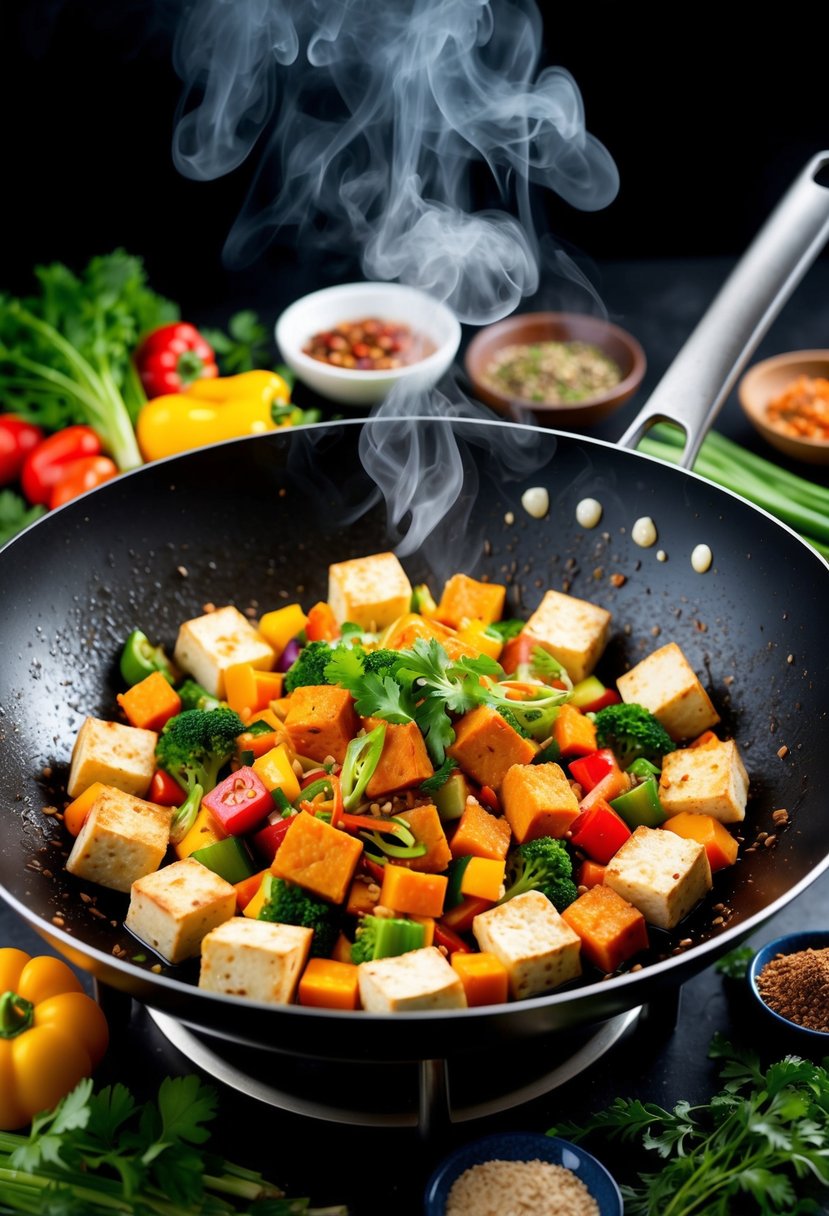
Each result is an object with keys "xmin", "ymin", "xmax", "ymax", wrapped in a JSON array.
[
  {"xmin": 433, "ymin": 919, "xmax": 474, "ymax": 956},
  {"xmin": 568, "ymin": 748, "xmax": 620, "ymax": 793},
  {"xmin": 134, "ymin": 322, "xmax": 218, "ymax": 398},
  {"xmin": 438, "ymin": 894, "xmax": 492, "ymax": 936},
  {"xmin": 203, "ymin": 766, "xmax": 273, "ymax": 835},
  {"xmin": 0, "ymin": 416, "xmax": 44, "ymax": 486},
  {"xmin": 148, "ymin": 769, "xmax": 186, "ymax": 806},
  {"xmin": 304, "ymin": 601, "xmax": 340, "ymax": 641},
  {"xmin": 49, "ymin": 455, "xmax": 118, "ymax": 509},
  {"xmin": 569, "ymin": 798, "xmax": 631, "ymax": 865},
  {"xmin": 20, "ymin": 425, "xmax": 102, "ymax": 506},
  {"xmin": 251, "ymin": 816, "xmax": 295, "ymax": 863},
  {"xmin": 478, "ymin": 784, "xmax": 500, "ymax": 813},
  {"xmin": 359, "ymin": 854, "xmax": 387, "ymax": 884},
  {"xmin": 498, "ymin": 632, "xmax": 533, "ymax": 676},
  {"xmin": 578, "ymin": 688, "xmax": 621, "ymax": 713}
]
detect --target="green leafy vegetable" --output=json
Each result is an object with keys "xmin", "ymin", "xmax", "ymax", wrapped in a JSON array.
[
  {"xmin": 0, "ymin": 490, "xmax": 45, "ymax": 547},
  {"xmin": 420, "ymin": 757, "xmax": 459, "ymax": 793},
  {"xmin": 549, "ymin": 1034, "xmax": 829, "ymax": 1215},
  {"xmin": 638, "ymin": 423, "xmax": 829, "ymax": 559},
  {"xmin": 0, "ymin": 1075, "xmax": 347, "ymax": 1214},
  {"xmin": 201, "ymin": 309, "xmax": 274, "ymax": 375},
  {"xmin": 0, "ymin": 251, "xmax": 178, "ymax": 470},
  {"xmin": 714, "ymin": 945, "xmax": 755, "ymax": 980}
]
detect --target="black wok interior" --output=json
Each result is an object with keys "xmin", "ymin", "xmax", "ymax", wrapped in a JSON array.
[{"xmin": 1, "ymin": 417, "xmax": 827, "ymax": 1061}]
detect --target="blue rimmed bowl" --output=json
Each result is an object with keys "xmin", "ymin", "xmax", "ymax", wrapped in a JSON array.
[
  {"xmin": 748, "ymin": 930, "xmax": 829, "ymax": 1050},
  {"xmin": 424, "ymin": 1131, "xmax": 623, "ymax": 1215}
]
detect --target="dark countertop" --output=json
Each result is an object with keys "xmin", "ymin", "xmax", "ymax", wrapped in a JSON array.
[{"xmin": 2, "ymin": 255, "xmax": 829, "ymax": 1214}]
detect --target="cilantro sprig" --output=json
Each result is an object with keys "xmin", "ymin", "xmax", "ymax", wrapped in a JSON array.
[
  {"xmin": 0, "ymin": 1076, "xmax": 347, "ymax": 1214},
  {"xmin": 549, "ymin": 1035, "xmax": 829, "ymax": 1215},
  {"xmin": 328, "ymin": 637, "xmax": 571, "ymax": 765}
]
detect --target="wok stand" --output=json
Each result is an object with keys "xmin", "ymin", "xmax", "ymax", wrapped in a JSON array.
[{"xmin": 94, "ymin": 981, "xmax": 678, "ymax": 1137}]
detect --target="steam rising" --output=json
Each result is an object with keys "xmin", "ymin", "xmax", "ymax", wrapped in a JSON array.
[{"xmin": 171, "ymin": 0, "xmax": 618, "ymax": 323}]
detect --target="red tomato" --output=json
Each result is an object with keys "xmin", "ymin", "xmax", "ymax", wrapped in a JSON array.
[
  {"xmin": 20, "ymin": 426, "xmax": 102, "ymax": 506},
  {"xmin": 0, "ymin": 416, "xmax": 44, "ymax": 485},
  {"xmin": 203, "ymin": 766, "xmax": 273, "ymax": 835},
  {"xmin": 148, "ymin": 769, "xmax": 186, "ymax": 806},
  {"xmin": 49, "ymin": 456, "xmax": 118, "ymax": 509}
]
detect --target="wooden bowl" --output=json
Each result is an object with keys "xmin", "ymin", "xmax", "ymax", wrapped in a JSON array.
[
  {"xmin": 464, "ymin": 311, "xmax": 646, "ymax": 428},
  {"xmin": 738, "ymin": 350, "xmax": 829, "ymax": 464}
]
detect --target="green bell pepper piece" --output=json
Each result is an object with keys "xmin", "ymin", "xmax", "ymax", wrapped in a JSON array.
[
  {"xmin": 119, "ymin": 629, "xmax": 176, "ymax": 687},
  {"xmin": 610, "ymin": 776, "xmax": 666, "ymax": 828},
  {"xmin": 626, "ymin": 756, "xmax": 662, "ymax": 778},
  {"xmin": 191, "ymin": 836, "xmax": 257, "ymax": 885}
]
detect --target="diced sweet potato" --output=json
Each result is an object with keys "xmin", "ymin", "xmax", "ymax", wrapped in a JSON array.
[
  {"xmin": 451, "ymin": 950, "xmax": 509, "ymax": 1006},
  {"xmin": 362, "ymin": 716, "xmax": 434, "ymax": 798},
  {"xmin": 379, "ymin": 864, "xmax": 448, "ymax": 918},
  {"xmin": 270, "ymin": 811, "xmax": 363, "ymax": 904},
  {"xmin": 435, "ymin": 573, "xmax": 506, "ymax": 630},
  {"xmin": 662, "ymin": 811, "xmax": 739, "ymax": 871},
  {"xmin": 283, "ymin": 685, "xmax": 358, "ymax": 764},
  {"xmin": 117, "ymin": 672, "xmax": 182, "ymax": 732},
  {"xmin": 396, "ymin": 804, "xmax": 453, "ymax": 873},
  {"xmin": 551, "ymin": 704, "xmax": 597, "ymax": 758},
  {"xmin": 459, "ymin": 856, "xmax": 506, "ymax": 902},
  {"xmin": 298, "ymin": 957, "xmax": 360, "ymax": 1010},
  {"xmin": 501, "ymin": 762, "xmax": 580, "ymax": 843},
  {"xmin": 561, "ymin": 883, "xmax": 649, "ymax": 973},
  {"xmin": 577, "ymin": 859, "xmax": 606, "ymax": 889},
  {"xmin": 450, "ymin": 797, "xmax": 512, "ymax": 861},
  {"xmin": 447, "ymin": 704, "xmax": 538, "ymax": 791}
]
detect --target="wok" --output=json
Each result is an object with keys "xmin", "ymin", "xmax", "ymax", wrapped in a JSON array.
[{"xmin": 2, "ymin": 157, "xmax": 829, "ymax": 1065}]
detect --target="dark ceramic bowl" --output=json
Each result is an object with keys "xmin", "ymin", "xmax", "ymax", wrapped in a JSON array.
[
  {"xmin": 748, "ymin": 931, "xmax": 829, "ymax": 1050},
  {"xmin": 464, "ymin": 311, "xmax": 646, "ymax": 428},
  {"xmin": 423, "ymin": 1131, "xmax": 623, "ymax": 1215}
]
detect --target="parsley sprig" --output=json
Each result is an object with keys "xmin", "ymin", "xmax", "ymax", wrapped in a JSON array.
[
  {"xmin": 0, "ymin": 1076, "xmax": 347, "ymax": 1214},
  {"xmin": 550, "ymin": 1035, "xmax": 829, "ymax": 1215}
]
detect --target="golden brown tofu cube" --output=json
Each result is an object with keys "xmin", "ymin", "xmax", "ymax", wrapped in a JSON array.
[
  {"xmin": 284, "ymin": 684, "xmax": 359, "ymax": 764},
  {"xmin": 362, "ymin": 717, "xmax": 434, "ymax": 798},
  {"xmin": 524, "ymin": 589, "xmax": 611, "ymax": 684},
  {"xmin": 327, "ymin": 552, "xmax": 412, "ymax": 630},
  {"xmin": 616, "ymin": 642, "xmax": 720, "ymax": 742},
  {"xmin": 447, "ymin": 704, "xmax": 538, "ymax": 791},
  {"xmin": 659, "ymin": 739, "xmax": 748, "ymax": 824},
  {"xmin": 65, "ymin": 787, "xmax": 171, "ymax": 893},
  {"xmin": 501, "ymin": 762, "xmax": 581, "ymax": 843},
  {"xmin": 125, "ymin": 857, "xmax": 237, "ymax": 963},
  {"xmin": 436, "ymin": 573, "xmax": 506, "ymax": 629}
]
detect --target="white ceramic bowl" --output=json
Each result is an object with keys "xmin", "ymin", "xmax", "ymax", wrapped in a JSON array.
[{"xmin": 274, "ymin": 281, "xmax": 462, "ymax": 407}]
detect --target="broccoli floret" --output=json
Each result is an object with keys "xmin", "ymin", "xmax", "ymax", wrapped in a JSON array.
[
  {"xmin": 362, "ymin": 648, "xmax": 402, "ymax": 678},
  {"xmin": 156, "ymin": 707, "xmax": 244, "ymax": 796},
  {"xmin": 258, "ymin": 876, "xmax": 340, "ymax": 958},
  {"xmin": 495, "ymin": 705, "xmax": 532, "ymax": 738},
  {"xmin": 283, "ymin": 640, "xmax": 341, "ymax": 693},
  {"xmin": 350, "ymin": 915, "xmax": 426, "ymax": 965},
  {"xmin": 500, "ymin": 836, "xmax": 578, "ymax": 911},
  {"xmin": 176, "ymin": 678, "xmax": 223, "ymax": 712},
  {"xmin": 485, "ymin": 682, "xmax": 567, "ymax": 741},
  {"xmin": 593, "ymin": 701, "xmax": 677, "ymax": 769}
]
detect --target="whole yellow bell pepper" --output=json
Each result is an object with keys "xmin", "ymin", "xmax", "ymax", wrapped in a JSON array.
[
  {"xmin": 0, "ymin": 947, "xmax": 109, "ymax": 1129},
  {"xmin": 136, "ymin": 369, "xmax": 292, "ymax": 462}
]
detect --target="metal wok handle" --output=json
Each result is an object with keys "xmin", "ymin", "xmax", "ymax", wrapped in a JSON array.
[{"xmin": 618, "ymin": 151, "xmax": 829, "ymax": 467}]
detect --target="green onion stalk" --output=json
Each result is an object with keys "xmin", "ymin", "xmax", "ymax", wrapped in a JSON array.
[{"xmin": 637, "ymin": 424, "xmax": 829, "ymax": 559}]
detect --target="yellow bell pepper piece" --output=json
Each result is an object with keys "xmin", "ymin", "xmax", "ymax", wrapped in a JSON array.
[
  {"xmin": 136, "ymin": 370, "xmax": 292, "ymax": 462},
  {"xmin": 174, "ymin": 803, "xmax": 226, "ymax": 859},
  {"xmin": 253, "ymin": 743, "xmax": 301, "ymax": 803},
  {"xmin": 259, "ymin": 603, "xmax": 308, "ymax": 656},
  {"xmin": 456, "ymin": 618, "xmax": 504, "ymax": 661}
]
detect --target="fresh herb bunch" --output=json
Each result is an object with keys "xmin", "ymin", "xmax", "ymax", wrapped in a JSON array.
[
  {"xmin": 0, "ymin": 490, "xmax": 44, "ymax": 547},
  {"xmin": 0, "ymin": 1074, "xmax": 347, "ymax": 1214},
  {"xmin": 550, "ymin": 1034, "xmax": 829, "ymax": 1215},
  {"xmin": 0, "ymin": 251, "xmax": 178, "ymax": 470}
]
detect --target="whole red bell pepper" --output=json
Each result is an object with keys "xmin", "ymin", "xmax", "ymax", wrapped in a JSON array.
[
  {"xmin": 20, "ymin": 425, "xmax": 102, "ymax": 506},
  {"xmin": 134, "ymin": 322, "xmax": 218, "ymax": 398},
  {"xmin": 0, "ymin": 416, "xmax": 44, "ymax": 486}
]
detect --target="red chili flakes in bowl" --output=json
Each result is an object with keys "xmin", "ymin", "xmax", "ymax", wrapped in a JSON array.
[
  {"xmin": 765, "ymin": 374, "xmax": 829, "ymax": 440},
  {"xmin": 303, "ymin": 318, "xmax": 434, "ymax": 371}
]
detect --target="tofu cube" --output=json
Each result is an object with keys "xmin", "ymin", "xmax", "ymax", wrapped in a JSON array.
[
  {"xmin": 66, "ymin": 786, "xmax": 172, "ymax": 893},
  {"xmin": 125, "ymin": 857, "xmax": 237, "ymax": 964},
  {"xmin": 616, "ymin": 642, "xmax": 720, "ymax": 742},
  {"xmin": 327, "ymin": 551, "xmax": 413, "ymax": 630},
  {"xmin": 604, "ymin": 825, "xmax": 712, "ymax": 930},
  {"xmin": 357, "ymin": 946, "xmax": 467, "ymax": 1012},
  {"xmin": 283, "ymin": 684, "xmax": 358, "ymax": 764},
  {"xmin": 659, "ymin": 739, "xmax": 749, "ymax": 824},
  {"xmin": 68, "ymin": 716, "xmax": 158, "ymax": 799},
  {"xmin": 199, "ymin": 918, "xmax": 313, "ymax": 1003},
  {"xmin": 472, "ymin": 890, "xmax": 582, "ymax": 999},
  {"xmin": 173, "ymin": 605, "xmax": 275, "ymax": 698},
  {"xmin": 501, "ymin": 762, "xmax": 581, "ymax": 842},
  {"xmin": 524, "ymin": 589, "xmax": 611, "ymax": 684},
  {"xmin": 447, "ymin": 704, "xmax": 538, "ymax": 791}
]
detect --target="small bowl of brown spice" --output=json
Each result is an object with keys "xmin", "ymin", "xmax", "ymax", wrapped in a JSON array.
[
  {"xmin": 749, "ymin": 931, "xmax": 829, "ymax": 1049},
  {"xmin": 424, "ymin": 1131, "xmax": 623, "ymax": 1216}
]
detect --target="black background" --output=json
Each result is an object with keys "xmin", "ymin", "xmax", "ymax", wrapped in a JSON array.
[{"xmin": 2, "ymin": 1, "xmax": 828, "ymax": 314}]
